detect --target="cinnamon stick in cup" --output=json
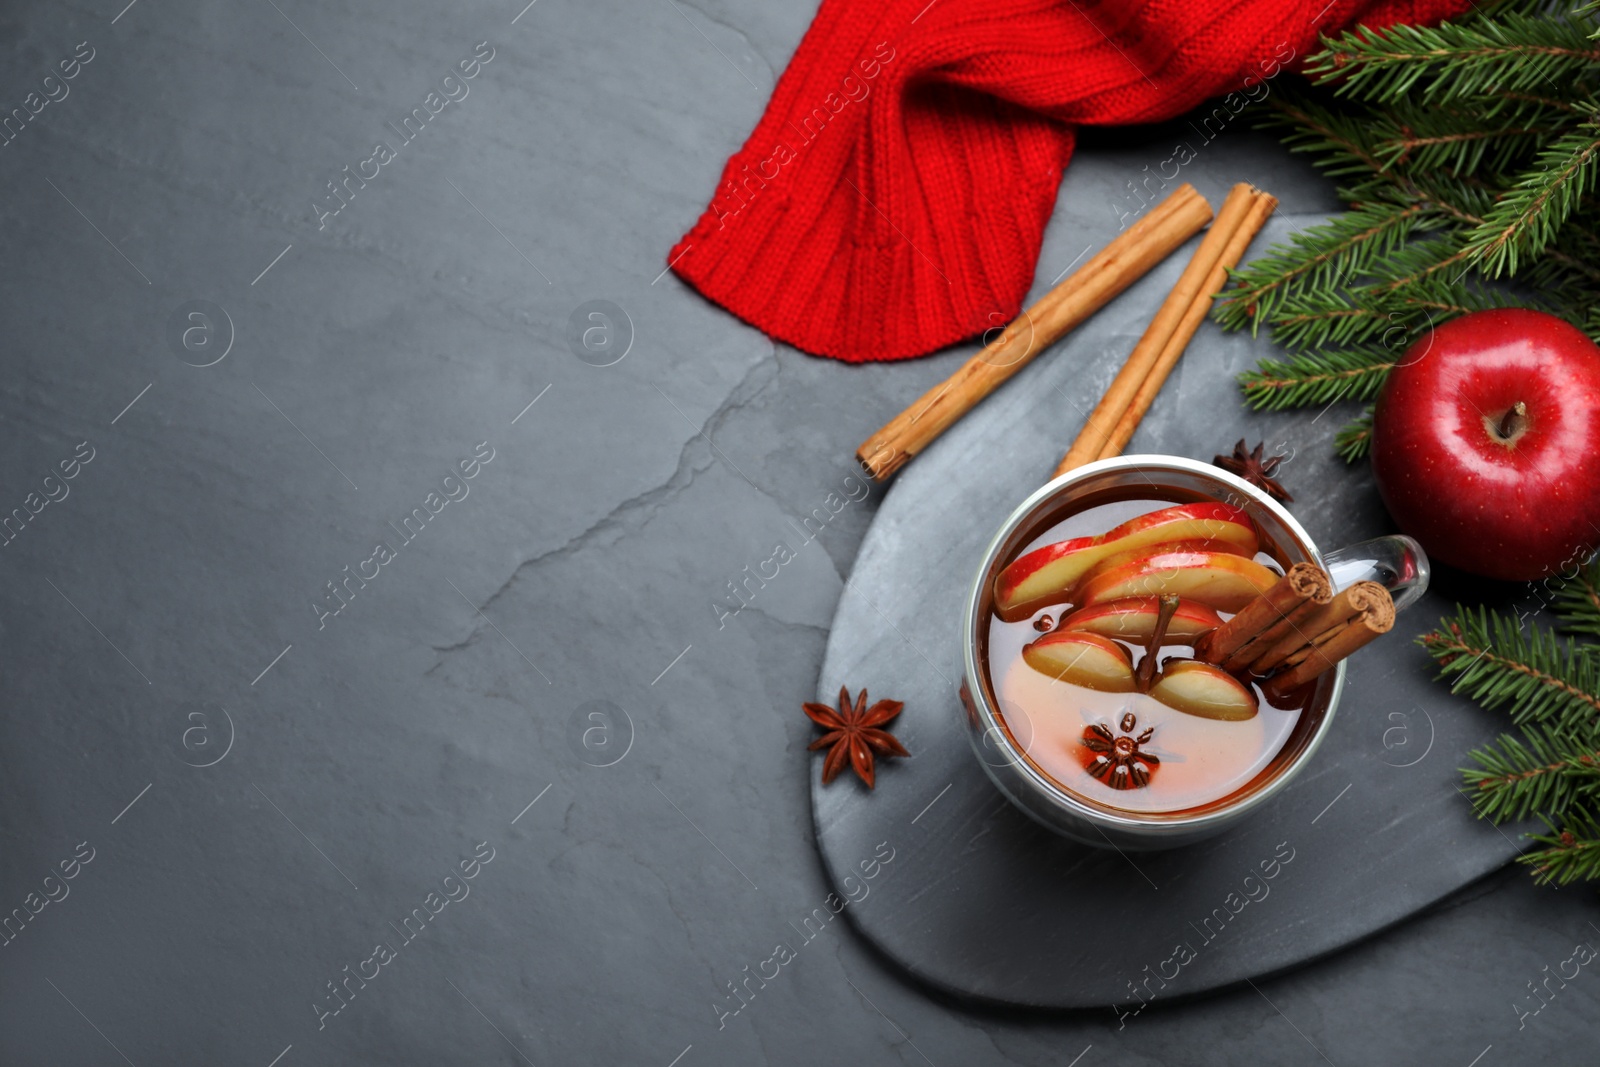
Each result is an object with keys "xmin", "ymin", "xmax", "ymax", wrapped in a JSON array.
[
  {"xmin": 1251, "ymin": 581, "xmax": 1395, "ymax": 678},
  {"xmin": 1196, "ymin": 563, "xmax": 1332, "ymax": 667},
  {"xmin": 1053, "ymin": 184, "xmax": 1278, "ymax": 478},
  {"xmin": 1261, "ymin": 583, "xmax": 1396, "ymax": 699},
  {"xmin": 856, "ymin": 184, "xmax": 1214, "ymax": 482}
]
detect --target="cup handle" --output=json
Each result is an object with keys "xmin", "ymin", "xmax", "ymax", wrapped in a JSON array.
[{"xmin": 1321, "ymin": 535, "xmax": 1430, "ymax": 613}]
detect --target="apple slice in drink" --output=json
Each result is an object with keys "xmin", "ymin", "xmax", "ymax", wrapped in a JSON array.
[
  {"xmin": 1068, "ymin": 537, "xmax": 1253, "ymax": 586},
  {"xmin": 993, "ymin": 502, "xmax": 1257, "ymax": 621},
  {"xmin": 1077, "ymin": 548, "xmax": 1280, "ymax": 614},
  {"xmin": 1149, "ymin": 660, "xmax": 1259, "ymax": 720},
  {"xmin": 1021, "ymin": 631, "xmax": 1136, "ymax": 693},
  {"xmin": 1058, "ymin": 596, "xmax": 1223, "ymax": 646}
]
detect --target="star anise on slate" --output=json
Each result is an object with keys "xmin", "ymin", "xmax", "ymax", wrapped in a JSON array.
[
  {"xmin": 803, "ymin": 686, "xmax": 908, "ymax": 789},
  {"xmin": 1214, "ymin": 439, "xmax": 1294, "ymax": 503}
]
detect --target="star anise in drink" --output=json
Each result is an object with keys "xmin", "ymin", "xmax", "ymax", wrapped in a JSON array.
[
  {"xmin": 1214, "ymin": 439, "xmax": 1294, "ymax": 503},
  {"xmin": 1081, "ymin": 711, "xmax": 1159, "ymax": 789},
  {"xmin": 803, "ymin": 686, "xmax": 909, "ymax": 789}
]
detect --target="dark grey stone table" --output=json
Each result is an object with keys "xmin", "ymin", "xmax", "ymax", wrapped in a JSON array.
[{"xmin": 1, "ymin": 2, "xmax": 1595, "ymax": 1065}]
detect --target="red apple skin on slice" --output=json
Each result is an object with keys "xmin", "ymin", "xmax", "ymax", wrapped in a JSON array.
[
  {"xmin": 1069, "ymin": 538, "xmax": 1254, "ymax": 586},
  {"xmin": 1149, "ymin": 660, "xmax": 1259, "ymax": 720},
  {"xmin": 1021, "ymin": 631, "xmax": 1136, "ymax": 693},
  {"xmin": 1077, "ymin": 549, "xmax": 1280, "ymax": 614},
  {"xmin": 1059, "ymin": 596, "xmax": 1223, "ymax": 646},
  {"xmin": 993, "ymin": 503, "xmax": 1257, "ymax": 622}
]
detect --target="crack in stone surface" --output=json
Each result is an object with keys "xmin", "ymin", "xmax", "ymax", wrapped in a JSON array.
[
  {"xmin": 672, "ymin": 0, "xmax": 775, "ymax": 86},
  {"xmin": 430, "ymin": 353, "xmax": 778, "ymax": 664},
  {"xmin": 725, "ymin": 603, "xmax": 831, "ymax": 641}
]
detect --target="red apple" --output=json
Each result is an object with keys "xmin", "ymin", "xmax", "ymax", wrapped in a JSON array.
[{"xmin": 1372, "ymin": 308, "xmax": 1600, "ymax": 580}]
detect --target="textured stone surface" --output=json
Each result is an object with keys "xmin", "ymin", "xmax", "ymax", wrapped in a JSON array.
[{"xmin": 1, "ymin": 1, "xmax": 1596, "ymax": 1065}]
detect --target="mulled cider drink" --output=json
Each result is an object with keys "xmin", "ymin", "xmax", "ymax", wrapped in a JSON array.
[{"xmin": 983, "ymin": 491, "xmax": 1313, "ymax": 815}]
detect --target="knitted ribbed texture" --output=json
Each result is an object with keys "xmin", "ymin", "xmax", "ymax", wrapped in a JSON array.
[{"xmin": 669, "ymin": 0, "xmax": 1472, "ymax": 362}]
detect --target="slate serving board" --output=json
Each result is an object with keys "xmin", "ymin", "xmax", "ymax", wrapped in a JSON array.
[{"xmin": 810, "ymin": 215, "xmax": 1526, "ymax": 1010}]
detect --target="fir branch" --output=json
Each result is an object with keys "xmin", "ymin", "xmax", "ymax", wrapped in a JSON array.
[
  {"xmin": 1261, "ymin": 278, "xmax": 1523, "ymax": 353},
  {"xmin": 1370, "ymin": 101, "xmax": 1554, "ymax": 176},
  {"xmin": 1260, "ymin": 300, "xmax": 1388, "ymax": 350},
  {"xmin": 1334, "ymin": 407, "xmax": 1374, "ymax": 462},
  {"xmin": 1310, "ymin": 13, "xmax": 1600, "ymax": 106},
  {"xmin": 1520, "ymin": 244, "xmax": 1600, "ymax": 314},
  {"xmin": 1554, "ymin": 560, "xmax": 1600, "ymax": 639},
  {"xmin": 1466, "ymin": 122, "xmax": 1600, "ymax": 276},
  {"xmin": 1258, "ymin": 96, "xmax": 1391, "ymax": 177},
  {"xmin": 1367, "ymin": 235, "xmax": 1477, "ymax": 294},
  {"xmin": 1419, "ymin": 606, "xmax": 1600, "ymax": 729},
  {"xmin": 1238, "ymin": 350, "xmax": 1392, "ymax": 410},
  {"xmin": 1520, "ymin": 805, "xmax": 1600, "ymax": 885},
  {"xmin": 1488, "ymin": 89, "xmax": 1596, "ymax": 117},
  {"xmin": 1464, "ymin": 724, "xmax": 1600, "ymax": 822},
  {"xmin": 1214, "ymin": 197, "xmax": 1431, "ymax": 333},
  {"xmin": 1407, "ymin": 172, "xmax": 1500, "ymax": 225},
  {"xmin": 1541, "ymin": 230, "xmax": 1600, "ymax": 285}
]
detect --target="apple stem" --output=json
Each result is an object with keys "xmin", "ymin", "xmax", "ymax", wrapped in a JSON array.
[
  {"xmin": 1497, "ymin": 401, "xmax": 1527, "ymax": 440},
  {"xmin": 1136, "ymin": 595, "xmax": 1180, "ymax": 693}
]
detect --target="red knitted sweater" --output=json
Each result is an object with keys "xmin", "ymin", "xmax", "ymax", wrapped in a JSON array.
[{"xmin": 669, "ymin": 0, "xmax": 1471, "ymax": 362}]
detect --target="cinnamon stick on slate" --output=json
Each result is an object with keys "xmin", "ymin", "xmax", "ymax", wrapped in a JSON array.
[{"xmin": 855, "ymin": 184, "xmax": 1214, "ymax": 482}]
